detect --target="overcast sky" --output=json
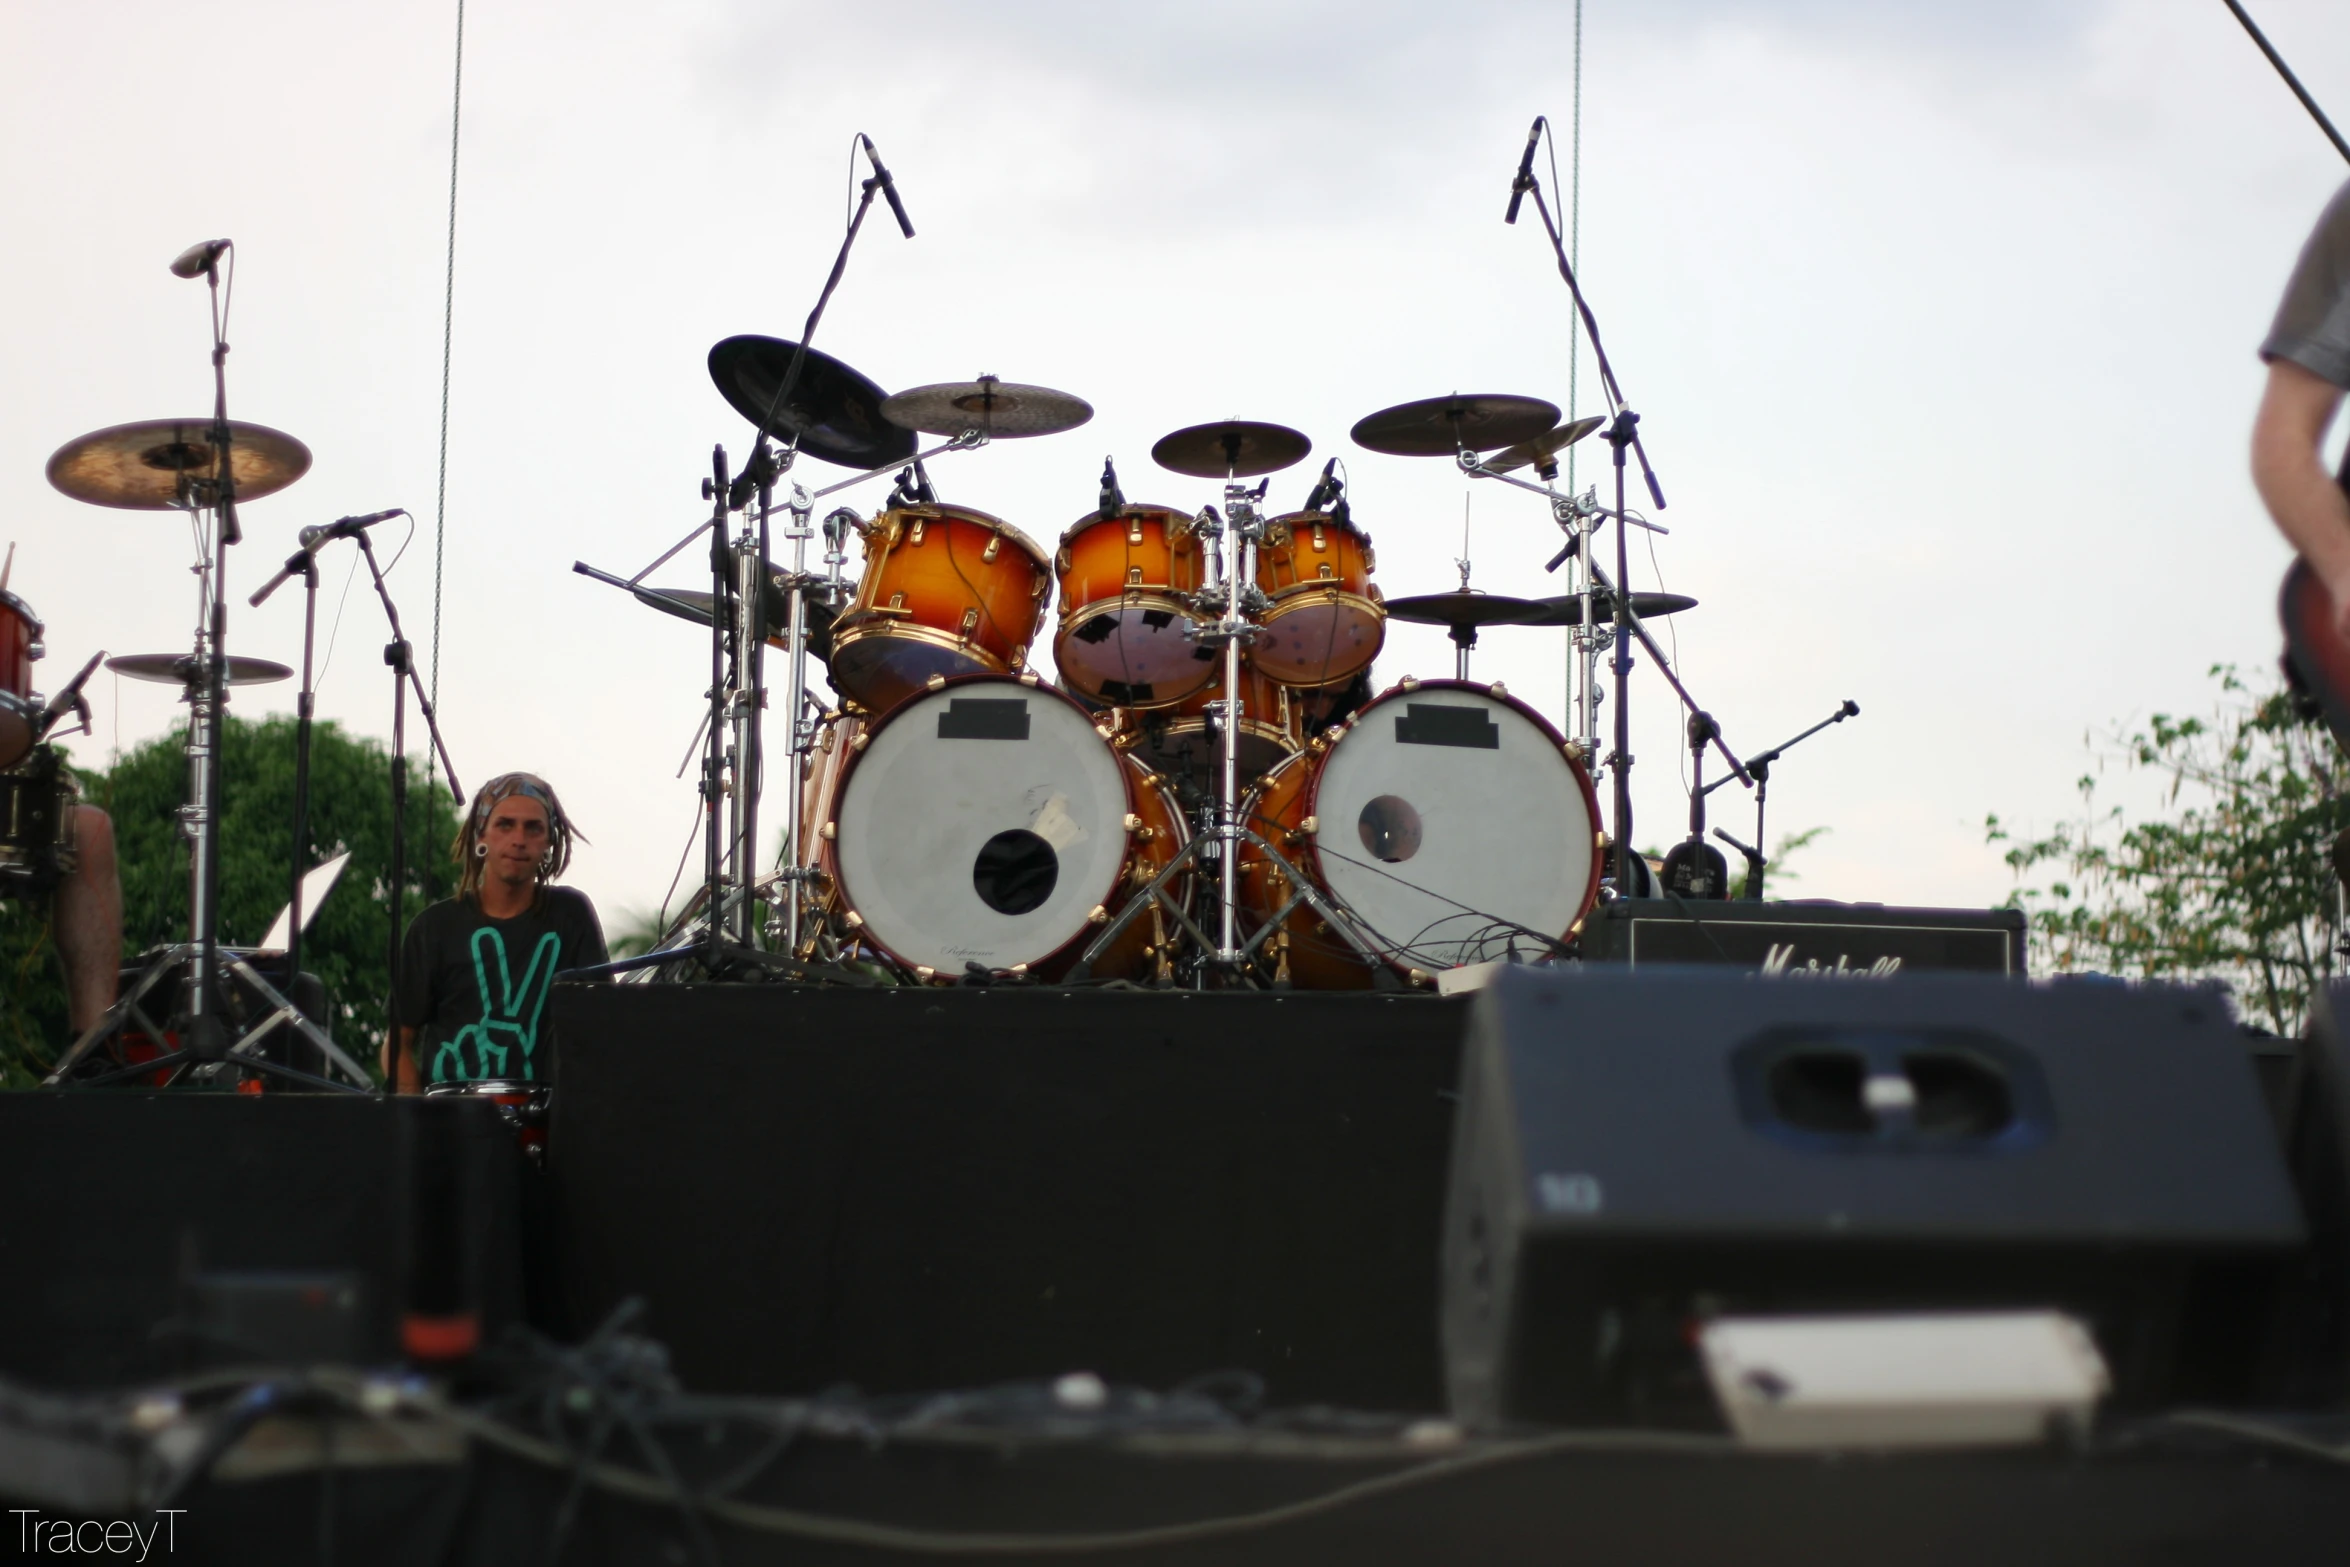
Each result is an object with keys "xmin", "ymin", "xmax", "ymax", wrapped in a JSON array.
[{"xmin": 4, "ymin": 0, "xmax": 2348, "ymax": 936}]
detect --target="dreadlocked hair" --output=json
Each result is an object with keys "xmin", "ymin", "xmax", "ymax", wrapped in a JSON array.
[{"xmin": 452, "ymin": 771, "xmax": 586, "ymax": 903}]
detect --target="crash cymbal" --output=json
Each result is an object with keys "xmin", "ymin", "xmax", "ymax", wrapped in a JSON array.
[
  {"xmin": 1383, "ymin": 592, "xmax": 1551, "ymax": 631},
  {"xmin": 1150, "ymin": 420, "xmax": 1312, "ymax": 479},
  {"xmin": 881, "ymin": 377, "xmax": 1094, "ymax": 439},
  {"xmin": 47, "ymin": 420, "xmax": 312, "ymax": 511},
  {"xmin": 1485, "ymin": 415, "xmax": 1607, "ymax": 475},
  {"xmin": 633, "ymin": 580, "xmax": 836, "ymax": 659},
  {"xmin": 1349, "ymin": 395, "xmax": 1560, "ymax": 457},
  {"xmin": 107, "ymin": 653, "xmax": 292, "ymax": 687},
  {"xmin": 1523, "ymin": 590, "xmax": 1698, "ymax": 627},
  {"xmin": 707, "ymin": 336, "xmax": 916, "ymax": 470}
]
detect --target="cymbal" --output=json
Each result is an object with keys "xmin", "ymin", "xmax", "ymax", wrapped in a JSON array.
[
  {"xmin": 707, "ymin": 336, "xmax": 916, "ymax": 470},
  {"xmin": 107, "ymin": 653, "xmax": 292, "ymax": 687},
  {"xmin": 1150, "ymin": 420, "xmax": 1312, "ymax": 479},
  {"xmin": 1383, "ymin": 592, "xmax": 1551, "ymax": 631},
  {"xmin": 47, "ymin": 420, "xmax": 312, "ymax": 511},
  {"xmin": 634, "ymin": 580, "xmax": 836, "ymax": 659},
  {"xmin": 1349, "ymin": 395, "xmax": 1560, "ymax": 457},
  {"xmin": 1485, "ymin": 416, "xmax": 1607, "ymax": 474},
  {"xmin": 881, "ymin": 377, "xmax": 1093, "ymax": 439},
  {"xmin": 1523, "ymin": 590, "xmax": 1698, "ymax": 627}
]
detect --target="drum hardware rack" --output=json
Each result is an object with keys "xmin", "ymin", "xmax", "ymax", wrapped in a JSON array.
[{"xmin": 48, "ymin": 244, "xmax": 373, "ymax": 1092}]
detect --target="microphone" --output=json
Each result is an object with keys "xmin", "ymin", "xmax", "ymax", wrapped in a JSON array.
[
  {"xmin": 1838, "ymin": 699, "xmax": 1860, "ymax": 719},
  {"xmin": 170, "ymin": 239, "xmax": 231, "ymax": 279},
  {"xmin": 1302, "ymin": 458, "xmax": 1340, "ymax": 513},
  {"xmin": 1099, "ymin": 457, "xmax": 1124, "ymax": 521},
  {"xmin": 298, "ymin": 509, "xmax": 406, "ymax": 549},
  {"xmin": 250, "ymin": 510, "xmax": 407, "ymax": 606},
  {"xmin": 859, "ymin": 134, "xmax": 915, "ymax": 239},
  {"xmin": 1504, "ymin": 117, "xmax": 1544, "ymax": 225}
]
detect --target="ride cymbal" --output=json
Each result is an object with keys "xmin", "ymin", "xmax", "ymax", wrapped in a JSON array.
[
  {"xmin": 1383, "ymin": 592, "xmax": 1551, "ymax": 631},
  {"xmin": 1485, "ymin": 416, "xmax": 1608, "ymax": 474},
  {"xmin": 1349, "ymin": 395, "xmax": 1560, "ymax": 457},
  {"xmin": 1149, "ymin": 420, "xmax": 1312, "ymax": 479},
  {"xmin": 882, "ymin": 377, "xmax": 1094, "ymax": 439},
  {"xmin": 1523, "ymin": 590, "xmax": 1697, "ymax": 627},
  {"xmin": 107, "ymin": 653, "xmax": 292, "ymax": 687},
  {"xmin": 707, "ymin": 336, "xmax": 916, "ymax": 470},
  {"xmin": 47, "ymin": 420, "xmax": 312, "ymax": 510}
]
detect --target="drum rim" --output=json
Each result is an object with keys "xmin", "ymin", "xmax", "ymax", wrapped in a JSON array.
[
  {"xmin": 829, "ymin": 616, "xmax": 1030, "ymax": 672},
  {"xmin": 824, "ymin": 671, "xmax": 1167, "ymax": 979},
  {"xmin": 0, "ymin": 591, "xmax": 42, "ymax": 634},
  {"xmin": 1272, "ymin": 677, "xmax": 1603, "ymax": 970},
  {"xmin": 875, "ymin": 502, "xmax": 1052, "ymax": 573},
  {"xmin": 1057, "ymin": 502, "xmax": 1201, "ymax": 550}
]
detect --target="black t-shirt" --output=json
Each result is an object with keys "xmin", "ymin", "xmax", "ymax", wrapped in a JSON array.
[
  {"xmin": 394, "ymin": 887, "xmax": 607, "ymax": 1085},
  {"xmin": 2263, "ymin": 177, "xmax": 2350, "ymax": 389}
]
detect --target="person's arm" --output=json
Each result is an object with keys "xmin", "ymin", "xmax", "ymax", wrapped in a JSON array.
[
  {"xmin": 382, "ymin": 1026, "xmax": 423, "ymax": 1094},
  {"xmin": 2254, "ymin": 358, "xmax": 2350, "ymax": 634}
]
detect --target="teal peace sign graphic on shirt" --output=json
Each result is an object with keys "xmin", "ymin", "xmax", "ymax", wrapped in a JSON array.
[{"xmin": 431, "ymin": 926, "xmax": 564, "ymax": 1083}]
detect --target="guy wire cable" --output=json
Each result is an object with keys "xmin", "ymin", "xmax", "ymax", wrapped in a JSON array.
[
  {"xmin": 429, "ymin": 0, "xmax": 467, "ymax": 784},
  {"xmin": 1564, "ymin": 0, "xmax": 1584, "ymax": 710}
]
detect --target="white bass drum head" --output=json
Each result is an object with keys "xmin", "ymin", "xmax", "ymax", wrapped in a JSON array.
[
  {"xmin": 834, "ymin": 679, "xmax": 1133, "ymax": 974},
  {"xmin": 1311, "ymin": 683, "xmax": 1596, "ymax": 968}
]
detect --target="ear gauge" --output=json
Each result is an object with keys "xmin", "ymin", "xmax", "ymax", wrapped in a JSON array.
[{"xmin": 474, "ymin": 843, "xmax": 489, "ymax": 859}]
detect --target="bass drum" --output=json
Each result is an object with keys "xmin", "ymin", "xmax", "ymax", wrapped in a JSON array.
[
  {"xmin": 825, "ymin": 675, "xmax": 1186, "ymax": 981},
  {"xmin": 1240, "ymin": 679, "xmax": 1600, "ymax": 987}
]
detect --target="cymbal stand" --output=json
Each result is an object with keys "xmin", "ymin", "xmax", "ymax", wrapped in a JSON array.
[{"xmin": 1067, "ymin": 457, "xmax": 1395, "ymax": 988}]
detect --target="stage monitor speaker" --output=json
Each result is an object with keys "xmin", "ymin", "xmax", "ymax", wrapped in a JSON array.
[{"xmin": 1441, "ymin": 968, "xmax": 2306, "ymax": 1429}]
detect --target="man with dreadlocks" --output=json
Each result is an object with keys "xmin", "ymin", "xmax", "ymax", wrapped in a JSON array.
[{"xmin": 388, "ymin": 772, "xmax": 607, "ymax": 1091}]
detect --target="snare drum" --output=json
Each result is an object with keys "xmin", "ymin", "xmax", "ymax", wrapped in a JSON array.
[
  {"xmin": 1110, "ymin": 654, "xmax": 1301, "ymax": 789},
  {"xmin": 0, "ymin": 745, "xmax": 77, "ymax": 899},
  {"xmin": 0, "ymin": 592, "xmax": 45, "ymax": 770},
  {"xmin": 1251, "ymin": 511, "xmax": 1383, "ymax": 688},
  {"xmin": 424, "ymin": 1078, "xmax": 553, "ymax": 1164},
  {"xmin": 1053, "ymin": 504, "xmax": 1215, "ymax": 708},
  {"xmin": 828, "ymin": 504, "xmax": 1051, "ymax": 717},
  {"xmin": 1240, "ymin": 679, "xmax": 1600, "ymax": 987},
  {"xmin": 823, "ymin": 674, "xmax": 1187, "ymax": 981}
]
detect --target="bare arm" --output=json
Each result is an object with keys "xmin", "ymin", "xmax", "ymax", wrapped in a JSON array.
[
  {"xmin": 383, "ymin": 1025, "xmax": 421, "ymax": 1094},
  {"xmin": 2254, "ymin": 359, "xmax": 2350, "ymax": 629}
]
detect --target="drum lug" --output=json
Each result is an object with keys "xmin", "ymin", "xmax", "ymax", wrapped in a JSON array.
[
  {"xmin": 1128, "ymin": 516, "xmax": 1144, "ymax": 545},
  {"xmin": 1312, "ymin": 521, "xmax": 1326, "ymax": 552},
  {"xmin": 910, "ymin": 519, "xmax": 927, "ymax": 546},
  {"xmin": 958, "ymin": 607, "xmax": 980, "ymax": 639},
  {"xmin": 1300, "ymin": 815, "xmax": 1318, "ymax": 835},
  {"xmin": 1318, "ymin": 563, "xmax": 1335, "ymax": 580},
  {"xmin": 1126, "ymin": 565, "xmax": 1144, "ymax": 586},
  {"xmin": 1056, "ymin": 544, "xmax": 1072, "ymax": 574},
  {"xmin": 1088, "ymin": 905, "xmax": 1109, "ymax": 924},
  {"xmin": 1123, "ymin": 812, "xmax": 1143, "ymax": 833},
  {"xmin": 982, "ymin": 534, "xmax": 1002, "ymax": 564},
  {"xmin": 852, "ymin": 731, "xmax": 872, "ymax": 751}
]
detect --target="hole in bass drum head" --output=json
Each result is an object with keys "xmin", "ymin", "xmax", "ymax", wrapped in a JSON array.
[
  {"xmin": 1358, "ymin": 795, "xmax": 1423, "ymax": 863},
  {"xmin": 974, "ymin": 828, "xmax": 1058, "ymax": 914}
]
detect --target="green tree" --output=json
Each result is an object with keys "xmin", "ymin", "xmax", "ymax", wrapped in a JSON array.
[
  {"xmin": 1987, "ymin": 666, "xmax": 2348, "ymax": 1035},
  {"xmin": 0, "ymin": 716, "xmax": 460, "ymax": 1086}
]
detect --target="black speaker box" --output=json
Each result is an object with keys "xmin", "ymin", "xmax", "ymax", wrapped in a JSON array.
[{"xmin": 1441, "ymin": 968, "xmax": 2306, "ymax": 1428}]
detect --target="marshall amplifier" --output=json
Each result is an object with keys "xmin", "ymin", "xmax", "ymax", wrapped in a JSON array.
[
  {"xmin": 1441, "ymin": 967, "xmax": 2305, "ymax": 1428},
  {"xmin": 1578, "ymin": 898, "xmax": 2027, "ymax": 977}
]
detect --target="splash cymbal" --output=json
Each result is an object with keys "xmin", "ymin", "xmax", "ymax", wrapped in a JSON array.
[
  {"xmin": 47, "ymin": 419, "xmax": 312, "ymax": 511},
  {"xmin": 1523, "ymin": 590, "xmax": 1697, "ymax": 627},
  {"xmin": 707, "ymin": 336, "xmax": 916, "ymax": 470},
  {"xmin": 107, "ymin": 653, "xmax": 292, "ymax": 687},
  {"xmin": 881, "ymin": 377, "xmax": 1094, "ymax": 439},
  {"xmin": 1484, "ymin": 415, "xmax": 1607, "ymax": 474},
  {"xmin": 1349, "ymin": 394, "xmax": 1560, "ymax": 457},
  {"xmin": 1149, "ymin": 420, "xmax": 1312, "ymax": 478}
]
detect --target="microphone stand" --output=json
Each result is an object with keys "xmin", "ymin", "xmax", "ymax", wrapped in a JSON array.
[
  {"xmin": 281, "ymin": 553, "xmax": 320, "ymax": 1071},
  {"xmin": 1702, "ymin": 699, "xmax": 1858, "ymax": 901},
  {"xmin": 1509, "ymin": 144, "xmax": 1670, "ymax": 894}
]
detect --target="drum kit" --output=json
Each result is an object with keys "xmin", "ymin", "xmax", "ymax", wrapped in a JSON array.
[{"xmin": 590, "ymin": 343, "xmax": 1727, "ymax": 989}]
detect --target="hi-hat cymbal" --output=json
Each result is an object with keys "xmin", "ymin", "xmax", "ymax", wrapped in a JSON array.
[
  {"xmin": 1383, "ymin": 592, "xmax": 1551, "ymax": 631},
  {"xmin": 47, "ymin": 420, "xmax": 312, "ymax": 511},
  {"xmin": 707, "ymin": 336, "xmax": 916, "ymax": 470},
  {"xmin": 1350, "ymin": 395, "xmax": 1560, "ymax": 457},
  {"xmin": 1150, "ymin": 420, "xmax": 1312, "ymax": 478},
  {"xmin": 107, "ymin": 653, "xmax": 292, "ymax": 687},
  {"xmin": 1485, "ymin": 416, "xmax": 1607, "ymax": 474},
  {"xmin": 634, "ymin": 580, "xmax": 836, "ymax": 659},
  {"xmin": 1523, "ymin": 590, "xmax": 1698, "ymax": 627},
  {"xmin": 881, "ymin": 377, "xmax": 1094, "ymax": 439}
]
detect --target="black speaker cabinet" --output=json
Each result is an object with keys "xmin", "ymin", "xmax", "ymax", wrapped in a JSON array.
[{"xmin": 1441, "ymin": 968, "xmax": 2306, "ymax": 1428}]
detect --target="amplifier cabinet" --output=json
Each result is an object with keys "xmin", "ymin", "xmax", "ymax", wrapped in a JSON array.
[{"xmin": 1578, "ymin": 898, "xmax": 2026, "ymax": 977}]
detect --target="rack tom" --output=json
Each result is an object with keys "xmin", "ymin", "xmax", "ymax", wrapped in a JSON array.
[
  {"xmin": 1252, "ymin": 511, "xmax": 1383, "ymax": 689},
  {"xmin": 828, "ymin": 504, "xmax": 1050, "ymax": 717},
  {"xmin": 1109, "ymin": 654, "xmax": 1300, "ymax": 789},
  {"xmin": 1053, "ymin": 504, "xmax": 1214, "ymax": 708},
  {"xmin": 0, "ymin": 593, "xmax": 44, "ymax": 770}
]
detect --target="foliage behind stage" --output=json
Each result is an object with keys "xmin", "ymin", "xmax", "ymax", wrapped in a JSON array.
[
  {"xmin": 0, "ymin": 716, "xmax": 459, "ymax": 1087},
  {"xmin": 1990, "ymin": 665, "xmax": 2350, "ymax": 1036}
]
